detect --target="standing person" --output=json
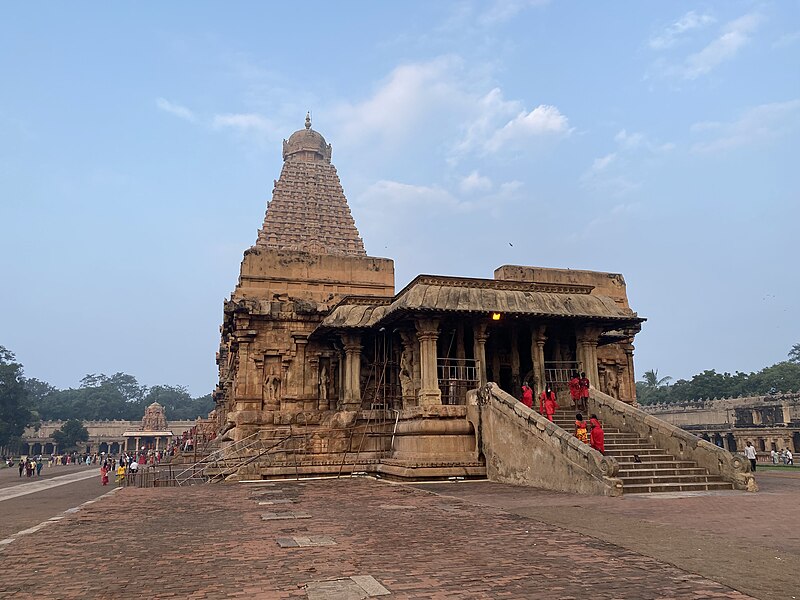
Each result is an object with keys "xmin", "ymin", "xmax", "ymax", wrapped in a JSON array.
[
  {"xmin": 539, "ymin": 385, "xmax": 559, "ymax": 422},
  {"xmin": 786, "ymin": 448, "xmax": 793, "ymax": 465},
  {"xmin": 744, "ymin": 441, "xmax": 757, "ymax": 472},
  {"xmin": 36, "ymin": 460, "xmax": 43, "ymax": 477},
  {"xmin": 18, "ymin": 458, "xmax": 24, "ymax": 477},
  {"xmin": 568, "ymin": 372, "xmax": 581, "ymax": 409},
  {"xmin": 520, "ymin": 382, "xmax": 533, "ymax": 409},
  {"xmin": 771, "ymin": 449, "xmax": 778, "ymax": 464},
  {"xmin": 115, "ymin": 463, "xmax": 126, "ymax": 486},
  {"xmin": 578, "ymin": 372, "xmax": 590, "ymax": 413},
  {"xmin": 589, "ymin": 414, "xmax": 605, "ymax": 455},
  {"xmin": 100, "ymin": 463, "xmax": 109, "ymax": 486},
  {"xmin": 575, "ymin": 413, "xmax": 589, "ymax": 444}
]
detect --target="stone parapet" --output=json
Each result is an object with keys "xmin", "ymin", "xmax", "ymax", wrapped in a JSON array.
[
  {"xmin": 589, "ymin": 389, "xmax": 757, "ymax": 492},
  {"xmin": 469, "ymin": 383, "xmax": 622, "ymax": 496}
]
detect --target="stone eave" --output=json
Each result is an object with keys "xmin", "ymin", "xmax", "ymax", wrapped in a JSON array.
[{"xmin": 313, "ymin": 275, "xmax": 644, "ymax": 336}]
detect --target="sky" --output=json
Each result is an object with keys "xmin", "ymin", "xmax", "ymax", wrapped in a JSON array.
[{"xmin": 1, "ymin": 1, "xmax": 798, "ymax": 397}]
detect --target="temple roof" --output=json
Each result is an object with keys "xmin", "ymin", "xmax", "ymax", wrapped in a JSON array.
[
  {"xmin": 316, "ymin": 275, "xmax": 645, "ymax": 333},
  {"xmin": 255, "ymin": 114, "xmax": 366, "ymax": 256}
]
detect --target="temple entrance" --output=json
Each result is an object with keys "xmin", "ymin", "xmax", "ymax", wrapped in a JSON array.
[{"xmin": 726, "ymin": 433, "xmax": 737, "ymax": 452}]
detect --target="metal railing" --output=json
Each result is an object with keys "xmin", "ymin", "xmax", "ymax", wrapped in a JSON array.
[
  {"xmin": 438, "ymin": 358, "xmax": 479, "ymax": 405},
  {"xmin": 544, "ymin": 361, "xmax": 581, "ymax": 389}
]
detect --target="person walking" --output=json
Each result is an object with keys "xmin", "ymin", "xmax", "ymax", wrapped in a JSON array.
[
  {"xmin": 568, "ymin": 372, "xmax": 581, "ymax": 410},
  {"xmin": 520, "ymin": 382, "xmax": 533, "ymax": 409},
  {"xmin": 744, "ymin": 441, "xmax": 757, "ymax": 472},
  {"xmin": 589, "ymin": 414, "xmax": 605, "ymax": 455},
  {"xmin": 18, "ymin": 458, "xmax": 24, "ymax": 477},
  {"xmin": 36, "ymin": 460, "xmax": 43, "ymax": 477},
  {"xmin": 100, "ymin": 463, "xmax": 109, "ymax": 486},
  {"xmin": 786, "ymin": 448, "xmax": 793, "ymax": 465},
  {"xmin": 539, "ymin": 385, "xmax": 559, "ymax": 422},
  {"xmin": 578, "ymin": 372, "xmax": 590, "ymax": 413},
  {"xmin": 771, "ymin": 449, "xmax": 778, "ymax": 464}
]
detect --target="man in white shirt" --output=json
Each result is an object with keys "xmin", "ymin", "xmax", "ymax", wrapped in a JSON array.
[
  {"xmin": 744, "ymin": 442, "xmax": 757, "ymax": 472},
  {"xmin": 785, "ymin": 449, "xmax": 793, "ymax": 465},
  {"xmin": 770, "ymin": 449, "xmax": 778, "ymax": 464}
]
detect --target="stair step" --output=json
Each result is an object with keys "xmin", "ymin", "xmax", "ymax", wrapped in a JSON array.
[
  {"xmin": 623, "ymin": 481, "xmax": 735, "ymax": 494},
  {"xmin": 617, "ymin": 460, "xmax": 698, "ymax": 469},
  {"xmin": 608, "ymin": 454, "xmax": 676, "ymax": 462},
  {"xmin": 621, "ymin": 474, "xmax": 721, "ymax": 485},
  {"xmin": 619, "ymin": 467, "xmax": 707, "ymax": 477},
  {"xmin": 603, "ymin": 443, "xmax": 658, "ymax": 450}
]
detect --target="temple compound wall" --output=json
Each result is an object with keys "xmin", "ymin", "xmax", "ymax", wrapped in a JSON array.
[
  {"xmin": 643, "ymin": 393, "xmax": 800, "ymax": 456},
  {"xmin": 214, "ymin": 116, "xmax": 644, "ymax": 480}
]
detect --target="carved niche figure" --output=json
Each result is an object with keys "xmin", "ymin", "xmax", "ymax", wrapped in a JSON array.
[
  {"xmin": 607, "ymin": 367, "xmax": 620, "ymax": 399},
  {"xmin": 264, "ymin": 369, "xmax": 281, "ymax": 407},
  {"xmin": 319, "ymin": 365, "xmax": 329, "ymax": 402},
  {"xmin": 399, "ymin": 344, "xmax": 414, "ymax": 401}
]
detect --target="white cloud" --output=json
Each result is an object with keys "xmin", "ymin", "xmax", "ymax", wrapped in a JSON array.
[
  {"xmin": 156, "ymin": 98, "xmax": 196, "ymax": 122},
  {"xmin": 649, "ymin": 11, "xmax": 715, "ymax": 50},
  {"xmin": 332, "ymin": 56, "xmax": 466, "ymax": 148},
  {"xmin": 682, "ymin": 13, "xmax": 762, "ymax": 79},
  {"xmin": 460, "ymin": 171, "xmax": 493, "ymax": 193},
  {"xmin": 614, "ymin": 129, "xmax": 645, "ymax": 149},
  {"xmin": 484, "ymin": 105, "xmax": 572, "ymax": 152},
  {"xmin": 212, "ymin": 113, "xmax": 277, "ymax": 135},
  {"xmin": 691, "ymin": 99, "xmax": 800, "ymax": 153},
  {"xmin": 357, "ymin": 180, "xmax": 465, "ymax": 211},
  {"xmin": 478, "ymin": 0, "xmax": 550, "ymax": 26}
]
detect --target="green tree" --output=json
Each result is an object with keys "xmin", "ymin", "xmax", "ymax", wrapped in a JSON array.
[
  {"xmin": 0, "ymin": 346, "xmax": 36, "ymax": 447},
  {"xmin": 52, "ymin": 419, "xmax": 89, "ymax": 451},
  {"xmin": 789, "ymin": 343, "xmax": 800, "ymax": 364},
  {"xmin": 640, "ymin": 369, "xmax": 672, "ymax": 389}
]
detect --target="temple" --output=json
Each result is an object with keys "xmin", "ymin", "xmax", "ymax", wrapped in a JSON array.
[{"xmin": 212, "ymin": 116, "xmax": 755, "ymax": 494}]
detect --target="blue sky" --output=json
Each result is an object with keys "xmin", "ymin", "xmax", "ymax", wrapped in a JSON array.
[{"xmin": 1, "ymin": 1, "xmax": 798, "ymax": 396}]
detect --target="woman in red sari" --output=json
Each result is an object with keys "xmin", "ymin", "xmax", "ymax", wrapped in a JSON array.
[
  {"xmin": 100, "ymin": 463, "xmax": 109, "ymax": 486},
  {"xmin": 520, "ymin": 382, "xmax": 533, "ymax": 409},
  {"xmin": 539, "ymin": 385, "xmax": 559, "ymax": 421}
]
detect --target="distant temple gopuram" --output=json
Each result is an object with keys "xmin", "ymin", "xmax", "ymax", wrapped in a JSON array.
[{"xmin": 212, "ymin": 115, "xmax": 755, "ymax": 495}]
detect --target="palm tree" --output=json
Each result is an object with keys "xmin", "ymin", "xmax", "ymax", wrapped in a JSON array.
[{"xmin": 641, "ymin": 369, "xmax": 672, "ymax": 389}]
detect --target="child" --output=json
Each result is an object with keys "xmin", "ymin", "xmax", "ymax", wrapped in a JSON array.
[{"xmin": 575, "ymin": 413, "xmax": 589, "ymax": 444}]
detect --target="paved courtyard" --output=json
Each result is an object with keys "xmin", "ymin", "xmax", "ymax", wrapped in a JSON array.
[{"xmin": 0, "ymin": 472, "xmax": 796, "ymax": 599}]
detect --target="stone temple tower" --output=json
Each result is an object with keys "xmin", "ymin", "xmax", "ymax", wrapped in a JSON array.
[{"xmin": 215, "ymin": 116, "xmax": 395, "ymax": 443}]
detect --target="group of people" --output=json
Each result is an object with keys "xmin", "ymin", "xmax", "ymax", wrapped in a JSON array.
[
  {"xmin": 770, "ymin": 448, "xmax": 794, "ymax": 465},
  {"xmin": 17, "ymin": 457, "xmax": 43, "ymax": 477},
  {"xmin": 520, "ymin": 372, "xmax": 605, "ymax": 455}
]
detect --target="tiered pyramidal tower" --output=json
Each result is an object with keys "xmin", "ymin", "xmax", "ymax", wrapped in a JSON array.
[{"xmin": 256, "ymin": 113, "xmax": 366, "ymax": 256}]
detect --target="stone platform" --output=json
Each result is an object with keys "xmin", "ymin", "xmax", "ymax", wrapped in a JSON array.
[{"xmin": 2, "ymin": 472, "xmax": 797, "ymax": 598}]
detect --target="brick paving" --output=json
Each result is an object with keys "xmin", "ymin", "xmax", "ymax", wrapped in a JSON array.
[{"xmin": 0, "ymin": 478, "xmax": 758, "ymax": 600}]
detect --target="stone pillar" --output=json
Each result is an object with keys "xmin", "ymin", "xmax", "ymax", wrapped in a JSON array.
[
  {"xmin": 623, "ymin": 343, "xmax": 636, "ymax": 403},
  {"xmin": 27, "ymin": 443, "xmax": 33, "ymax": 455},
  {"xmin": 341, "ymin": 333, "xmax": 362, "ymax": 410},
  {"xmin": 530, "ymin": 325, "xmax": 547, "ymax": 396},
  {"xmin": 456, "ymin": 323, "xmax": 466, "ymax": 360},
  {"xmin": 473, "ymin": 322, "xmax": 489, "ymax": 386},
  {"xmin": 416, "ymin": 318, "xmax": 442, "ymax": 405},
  {"xmin": 576, "ymin": 326, "xmax": 602, "ymax": 390},
  {"xmin": 135, "ymin": 437, "xmax": 141, "ymax": 453},
  {"xmin": 155, "ymin": 437, "xmax": 160, "ymax": 451},
  {"xmin": 510, "ymin": 328, "xmax": 520, "ymax": 393}
]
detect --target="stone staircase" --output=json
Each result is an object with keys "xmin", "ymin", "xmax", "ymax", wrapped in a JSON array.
[{"xmin": 551, "ymin": 409, "xmax": 734, "ymax": 494}]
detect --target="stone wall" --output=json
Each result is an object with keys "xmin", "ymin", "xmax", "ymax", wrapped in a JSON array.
[{"xmin": 468, "ymin": 383, "xmax": 622, "ymax": 496}]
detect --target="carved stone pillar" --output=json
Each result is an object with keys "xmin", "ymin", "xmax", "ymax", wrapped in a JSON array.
[
  {"xmin": 416, "ymin": 318, "xmax": 441, "ymax": 406},
  {"xmin": 341, "ymin": 333, "xmax": 362, "ymax": 410},
  {"xmin": 622, "ymin": 343, "xmax": 636, "ymax": 403},
  {"xmin": 576, "ymin": 325, "xmax": 602, "ymax": 391},
  {"xmin": 510, "ymin": 328, "xmax": 520, "ymax": 392},
  {"xmin": 398, "ymin": 329, "xmax": 418, "ymax": 407},
  {"xmin": 530, "ymin": 324, "xmax": 547, "ymax": 396},
  {"xmin": 456, "ymin": 323, "xmax": 466, "ymax": 360},
  {"xmin": 473, "ymin": 322, "xmax": 489, "ymax": 386}
]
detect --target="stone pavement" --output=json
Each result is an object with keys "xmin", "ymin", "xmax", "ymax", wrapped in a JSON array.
[{"xmin": 0, "ymin": 477, "xmax": 765, "ymax": 600}]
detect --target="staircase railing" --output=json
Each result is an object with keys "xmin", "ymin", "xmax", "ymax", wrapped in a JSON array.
[
  {"xmin": 468, "ymin": 383, "xmax": 623, "ymax": 496},
  {"xmin": 588, "ymin": 389, "xmax": 757, "ymax": 491}
]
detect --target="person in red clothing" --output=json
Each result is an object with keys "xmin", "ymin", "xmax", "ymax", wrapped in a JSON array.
[
  {"xmin": 589, "ymin": 414, "xmax": 605, "ymax": 454},
  {"xmin": 520, "ymin": 382, "xmax": 533, "ymax": 409},
  {"xmin": 578, "ymin": 371, "xmax": 590, "ymax": 413},
  {"xmin": 568, "ymin": 372, "xmax": 581, "ymax": 409},
  {"xmin": 539, "ymin": 385, "xmax": 558, "ymax": 421}
]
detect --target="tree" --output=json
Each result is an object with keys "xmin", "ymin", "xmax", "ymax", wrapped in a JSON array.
[
  {"xmin": 0, "ymin": 346, "xmax": 35, "ymax": 448},
  {"xmin": 789, "ymin": 343, "xmax": 800, "ymax": 364},
  {"xmin": 640, "ymin": 369, "xmax": 672, "ymax": 389},
  {"xmin": 52, "ymin": 419, "xmax": 89, "ymax": 451}
]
